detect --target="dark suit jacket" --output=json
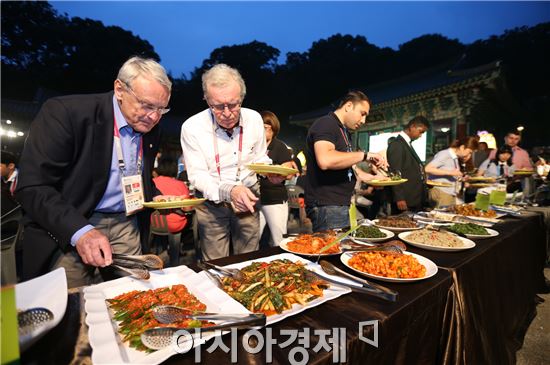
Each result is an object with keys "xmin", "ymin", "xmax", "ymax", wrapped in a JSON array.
[
  {"xmin": 386, "ymin": 134, "xmax": 427, "ymax": 210},
  {"xmin": 15, "ymin": 92, "xmax": 160, "ymax": 280}
]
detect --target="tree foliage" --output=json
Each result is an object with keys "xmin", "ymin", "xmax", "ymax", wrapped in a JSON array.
[{"xmin": 2, "ymin": 1, "xmax": 548, "ymax": 147}]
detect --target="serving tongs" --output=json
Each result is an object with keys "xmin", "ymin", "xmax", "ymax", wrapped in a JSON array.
[
  {"xmin": 141, "ymin": 306, "xmax": 266, "ymax": 351},
  {"xmin": 339, "ymin": 240, "xmax": 405, "ymax": 254},
  {"xmin": 198, "ymin": 260, "xmax": 245, "ymax": 281},
  {"xmin": 378, "ymin": 167, "xmax": 402, "ymax": 180},
  {"xmin": 318, "ymin": 260, "xmax": 398, "ymax": 302},
  {"xmin": 196, "ymin": 261, "xmax": 224, "ymax": 288},
  {"xmin": 112, "ymin": 253, "xmax": 164, "ymax": 270},
  {"xmin": 112, "ymin": 263, "xmax": 151, "ymax": 280}
]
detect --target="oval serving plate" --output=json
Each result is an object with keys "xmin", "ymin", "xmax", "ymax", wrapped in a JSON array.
[
  {"xmin": 398, "ymin": 231, "xmax": 476, "ymax": 252},
  {"xmin": 372, "ymin": 219, "xmax": 423, "ymax": 232},
  {"xmin": 279, "ymin": 237, "xmax": 342, "ymax": 257},
  {"xmin": 351, "ymin": 227, "xmax": 395, "ymax": 244},
  {"xmin": 340, "ymin": 251, "xmax": 438, "ymax": 283}
]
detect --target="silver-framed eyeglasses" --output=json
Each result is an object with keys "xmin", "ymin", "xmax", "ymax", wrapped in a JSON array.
[
  {"xmin": 208, "ymin": 101, "xmax": 241, "ymax": 113},
  {"xmin": 124, "ymin": 82, "xmax": 170, "ymax": 115}
]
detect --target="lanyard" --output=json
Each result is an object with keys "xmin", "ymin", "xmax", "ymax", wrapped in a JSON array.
[
  {"xmin": 210, "ymin": 111, "xmax": 243, "ymax": 182},
  {"xmin": 113, "ymin": 115, "xmax": 143, "ymax": 175},
  {"xmin": 339, "ymin": 126, "xmax": 352, "ymax": 152},
  {"xmin": 338, "ymin": 124, "xmax": 354, "ymax": 182}
]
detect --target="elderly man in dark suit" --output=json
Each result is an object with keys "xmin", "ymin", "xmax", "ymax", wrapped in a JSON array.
[
  {"xmin": 386, "ymin": 116, "xmax": 430, "ymax": 213},
  {"xmin": 16, "ymin": 57, "xmax": 171, "ymax": 287}
]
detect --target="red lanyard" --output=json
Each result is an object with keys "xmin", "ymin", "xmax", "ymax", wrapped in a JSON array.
[
  {"xmin": 211, "ymin": 111, "xmax": 243, "ymax": 181},
  {"xmin": 339, "ymin": 126, "xmax": 352, "ymax": 152},
  {"xmin": 113, "ymin": 115, "xmax": 143, "ymax": 174}
]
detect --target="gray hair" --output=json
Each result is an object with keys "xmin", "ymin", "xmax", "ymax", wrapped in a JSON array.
[
  {"xmin": 117, "ymin": 56, "xmax": 172, "ymax": 92},
  {"xmin": 202, "ymin": 64, "xmax": 246, "ymax": 100}
]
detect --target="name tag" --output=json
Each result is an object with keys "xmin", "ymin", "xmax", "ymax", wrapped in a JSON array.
[{"xmin": 121, "ymin": 174, "xmax": 144, "ymax": 215}]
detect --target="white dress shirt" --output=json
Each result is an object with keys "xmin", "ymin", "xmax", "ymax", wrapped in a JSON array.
[{"xmin": 180, "ymin": 108, "xmax": 271, "ymax": 203}]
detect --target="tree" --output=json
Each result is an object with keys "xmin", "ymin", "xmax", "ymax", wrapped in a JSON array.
[{"xmin": 1, "ymin": 1, "xmax": 160, "ymax": 99}]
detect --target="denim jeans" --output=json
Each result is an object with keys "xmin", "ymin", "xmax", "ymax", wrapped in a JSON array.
[{"xmin": 306, "ymin": 205, "xmax": 349, "ymax": 232}]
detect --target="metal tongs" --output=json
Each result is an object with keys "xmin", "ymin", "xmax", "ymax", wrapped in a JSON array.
[
  {"xmin": 378, "ymin": 167, "xmax": 402, "ymax": 180},
  {"xmin": 198, "ymin": 260, "xmax": 245, "ymax": 281},
  {"xmin": 110, "ymin": 253, "xmax": 164, "ymax": 280},
  {"xmin": 317, "ymin": 260, "xmax": 398, "ymax": 302},
  {"xmin": 141, "ymin": 305, "xmax": 266, "ymax": 350}
]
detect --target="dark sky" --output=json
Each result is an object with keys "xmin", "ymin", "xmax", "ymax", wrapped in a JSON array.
[{"xmin": 52, "ymin": 1, "xmax": 550, "ymax": 78}]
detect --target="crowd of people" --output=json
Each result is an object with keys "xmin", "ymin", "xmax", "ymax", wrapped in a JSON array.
[{"xmin": 3, "ymin": 56, "xmax": 545, "ymax": 288}]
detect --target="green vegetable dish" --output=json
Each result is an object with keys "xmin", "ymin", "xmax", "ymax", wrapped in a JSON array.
[
  {"xmin": 355, "ymin": 225, "xmax": 386, "ymax": 238},
  {"xmin": 448, "ymin": 223, "xmax": 489, "ymax": 236}
]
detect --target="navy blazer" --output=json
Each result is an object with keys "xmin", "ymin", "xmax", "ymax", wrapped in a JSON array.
[{"xmin": 16, "ymin": 91, "xmax": 160, "ymax": 279}]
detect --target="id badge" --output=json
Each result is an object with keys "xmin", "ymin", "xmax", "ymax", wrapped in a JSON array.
[{"xmin": 121, "ymin": 174, "xmax": 144, "ymax": 215}]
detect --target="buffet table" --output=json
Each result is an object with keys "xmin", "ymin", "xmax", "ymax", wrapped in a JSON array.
[{"xmin": 20, "ymin": 212, "xmax": 547, "ymax": 365}]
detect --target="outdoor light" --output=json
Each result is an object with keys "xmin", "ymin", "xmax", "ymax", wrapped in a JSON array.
[
  {"xmin": 6, "ymin": 119, "xmax": 12, "ymax": 124},
  {"xmin": 517, "ymin": 125, "xmax": 524, "ymax": 132},
  {"xmin": 17, "ymin": 131, "xmax": 24, "ymax": 136},
  {"xmin": 440, "ymin": 127, "xmax": 450, "ymax": 133}
]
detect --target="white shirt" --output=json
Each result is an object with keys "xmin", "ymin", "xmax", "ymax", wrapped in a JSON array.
[
  {"xmin": 398, "ymin": 131, "xmax": 412, "ymax": 144},
  {"xmin": 180, "ymin": 108, "xmax": 271, "ymax": 203},
  {"xmin": 427, "ymin": 148, "xmax": 460, "ymax": 196}
]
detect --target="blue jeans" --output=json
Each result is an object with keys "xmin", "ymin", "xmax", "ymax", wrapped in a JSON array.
[{"xmin": 306, "ymin": 205, "xmax": 349, "ymax": 232}]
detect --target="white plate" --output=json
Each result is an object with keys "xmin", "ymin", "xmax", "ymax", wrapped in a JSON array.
[
  {"xmin": 340, "ymin": 251, "xmax": 438, "ymax": 283},
  {"xmin": 83, "ymin": 266, "xmax": 248, "ymax": 365},
  {"xmin": 398, "ymin": 231, "xmax": 476, "ymax": 252},
  {"xmin": 372, "ymin": 219, "xmax": 423, "ymax": 232},
  {"xmin": 201, "ymin": 253, "xmax": 351, "ymax": 326},
  {"xmin": 16, "ymin": 268, "xmax": 68, "ymax": 352},
  {"xmin": 351, "ymin": 227, "xmax": 395, "ymax": 244},
  {"xmin": 279, "ymin": 237, "xmax": 342, "ymax": 257},
  {"xmin": 462, "ymin": 228, "xmax": 499, "ymax": 239}
]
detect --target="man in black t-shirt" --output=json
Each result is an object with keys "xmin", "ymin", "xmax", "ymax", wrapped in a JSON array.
[{"xmin": 305, "ymin": 91, "xmax": 387, "ymax": 232}]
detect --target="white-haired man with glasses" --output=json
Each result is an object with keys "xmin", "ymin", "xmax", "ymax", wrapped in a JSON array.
[
  {"xmin": 16, "ymin": 56, "xmax": 171, "ymax": 287},
  {"xmin": 181, "ymin": 64, "xmax": 287, "ymax": 260}
]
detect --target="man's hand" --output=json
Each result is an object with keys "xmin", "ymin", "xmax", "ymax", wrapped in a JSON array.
[
  {"xmin": 75, "ymin": 229, "xmax": 112, "ymax": 267},
  {"xmin": 366, "ymin": 152, "xmax": 389, "ymax": 169},
  {"xmin": 230, "ymin": 185, "xmax": 258, "ymax": 213},
  {"xmin": 396, "ymin": 200, "xmax": 408, "ymax": 211}
]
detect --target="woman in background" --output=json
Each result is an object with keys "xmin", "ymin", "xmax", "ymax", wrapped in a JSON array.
[
  {"xmin": 425, "ymin": 136, "xmax": 479, "ymax": 207},
  {"xmin": 258, "ymin": 111, "xmax": 295, "ymax": 246},
  {"xmin": 478, "ymin": 145, "xmax": 516, "ymax": 178}
]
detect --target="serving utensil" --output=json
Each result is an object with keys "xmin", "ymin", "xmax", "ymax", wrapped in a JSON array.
[
  {"xmin": 141, "ymin": 312, "xmax": 266, "ymax": 350},
  {"xmin": 198, "ymin": 260, "xmax": 245, "ymax": 281},
  {"xmin": 18, "ymin": 307, "xmax": 54, "ymax": 336},
  {"xmin": 318, "ymin": 260, "xmax": 398, "ymax": 302},
  {"xmin": 112, "ymin": 264, "xmax": 150, "ymax": 280},
  {"xmin": 339, "ymin": 241, "xmax": 405, "ymax": 254},
  {"xmin": 152, "ymin": 305, "xmax": 265, "ymax": 324},
  {"xmin": 196, "ymin": 261, "xmax": 224, "ymax": 289},
  {"xmin": 112, "ymin": 253, "xmax": 164, "ymax": 270},
  {"xmin": 316, "ymin": 225, "xmax": 361, "ymax": 262}
]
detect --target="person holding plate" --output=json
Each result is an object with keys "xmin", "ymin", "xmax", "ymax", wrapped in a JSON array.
[
  {"xmin": 425, "ymin": 136, "xmax": 479, "ymax": 208},
  {"xmin": 258, "ymin": 110, "xmax": 297, "ymax": 247},
  {"xmin": 180, "ymin": 64, "xmax": 288, "ymax": 260},
  {"xmin": 16, "ymin": 57, "xmax": 171, "ymax": 286},
  {"xmin": 386, "ymin": 116, "xmax": 430, "ymax": 213},
  {"xmin": 304, "ymin": 90, "xmax": 388, "ymax": 232}
]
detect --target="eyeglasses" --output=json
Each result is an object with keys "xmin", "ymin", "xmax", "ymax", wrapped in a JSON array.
[
  {"xmin": 208, "ymin": 101, "xmax": 241, "ymax": 113},
  {"xmin": 124, "ymin": 82, "xmax": 170, "ymax": 115}
]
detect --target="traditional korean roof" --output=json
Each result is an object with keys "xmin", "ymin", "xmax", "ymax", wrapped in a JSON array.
[{"xmin": 289, "ymin": 60, "xmax": 502, "ymax": 127}]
